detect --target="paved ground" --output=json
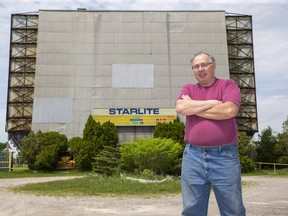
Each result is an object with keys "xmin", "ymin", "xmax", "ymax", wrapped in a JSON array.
[{"xmin": 0, "ymin": 176, "xmax": 288, "ymax": 215}]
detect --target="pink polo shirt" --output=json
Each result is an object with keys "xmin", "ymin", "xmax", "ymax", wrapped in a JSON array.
[{"xmin": 177, "ymin": 78, "xmax": 241, "ymax": 146}]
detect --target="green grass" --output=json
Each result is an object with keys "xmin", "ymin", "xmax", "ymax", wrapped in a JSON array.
[
  {"xmin": 0, "ymin": 168, "xmax": 85, "ymax": 179},
  {"xmin": 2, "ymin": 168, "xmax": 288, "ymax": 198},
  {"xmin": 242, "ymin": 169, "xmax": 288, "ymax": 177},
  {"xmin": 12, "ymin": 174, "xmax": 181, "ymax": 198}
]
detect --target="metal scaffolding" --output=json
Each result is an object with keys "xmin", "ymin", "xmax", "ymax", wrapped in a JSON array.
[
  {"xmin": 226, "ymin": 13, "xmax": 258, "ymax": 136},
  {"xmin": 6, "ymin": 13, "xmax": 38, "ymax": 147}
]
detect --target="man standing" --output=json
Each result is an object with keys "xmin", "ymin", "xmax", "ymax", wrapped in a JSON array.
[{"xmin": 176, "ymin": 52, "xmax": 246, "ymax": 216}]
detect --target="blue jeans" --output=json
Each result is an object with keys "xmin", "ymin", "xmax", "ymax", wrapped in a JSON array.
[{"xmin": 181, "ymin": 143, "xmax": 246, "ymax": 216}]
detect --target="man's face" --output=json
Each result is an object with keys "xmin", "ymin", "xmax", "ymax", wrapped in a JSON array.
[{"xmin": 192, "ymin": 54, "xmax": 215, "ymax": 87}]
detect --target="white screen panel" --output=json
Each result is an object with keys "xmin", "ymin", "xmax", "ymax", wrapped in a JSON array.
[
  {"xmin": 112, "ymin": 64, "xmax": 154, "ymax": 88},
  {"xmin": 32, "ymin": 98, "xmax": 72, "ymax": 123}
]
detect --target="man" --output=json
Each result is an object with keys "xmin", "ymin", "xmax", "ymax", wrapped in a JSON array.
[{"xmin": 176, "ymin": 52, "xmax": 246, "ymax": 216}]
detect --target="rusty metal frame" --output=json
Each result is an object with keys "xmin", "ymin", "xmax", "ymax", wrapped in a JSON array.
[
  {"xmin": 226, "ymin": 13, "xmax": 258, "ymax": 136},
  {"xmin": 6, "ymin": 13, "xmax": 38, "ymax": 146}
]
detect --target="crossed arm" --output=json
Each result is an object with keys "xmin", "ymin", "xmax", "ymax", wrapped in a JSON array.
[{"xmin": 175, "ymin": 95, "xmax": 239, "ymax": 120}]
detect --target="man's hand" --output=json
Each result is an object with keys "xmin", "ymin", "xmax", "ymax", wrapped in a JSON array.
[
  {"xmin": 181, "ymin": 95, "xmax": 192, "ymax": 100},
  {"xmin": 196, "ymin": 102, "xmax": 239, "ymax": 120}
]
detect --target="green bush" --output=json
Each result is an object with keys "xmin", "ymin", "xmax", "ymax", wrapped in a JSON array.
[
  {"xmin": 120, "ymin": 138, "xmax": 182, "ymax": 175},
  {"xmin": 68, "ymin": 137, "xmax": 94, "ymax": 171},
  {"xmin": 154, "ymin": 118, "xmax": 185, "ymax": 147},
  {"xmin": 20, "ymin": 131, "xmax": 68, "ymax": 171},
  {"xmin": 277, "ymin": 155, "xmax": 288, "ymax": 164},
  {"xmin": 240, "ymin": 155, "xmax": 256, "ymax": 173},
  {"xmin": 34, "ymin": 145, "xmax": 57, "ymax": 171},
  {"xmin": 0, "ymin": 143, "xmax": 7, "ymax": 151},
  {"xmin": 92, "ymin": 146, "xmax": 121, "ymax": 176}
]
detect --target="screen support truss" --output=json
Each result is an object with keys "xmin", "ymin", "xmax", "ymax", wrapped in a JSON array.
[
  {"xmin": 6, "ymin": 13, "xmax": 38, "ymax": 146},
  {"xmin": 226, "ymin": 13, "xmax": 258, "ymax": 136}
]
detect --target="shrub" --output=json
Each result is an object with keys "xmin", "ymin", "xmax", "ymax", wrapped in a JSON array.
[
  {"xmin": 20, "ymin": 131, "xmax": 68, "ymax": 171},
  {"xmin": 240, "ymin": 156, "xmax": 256, "ymax": 173},
  {"xmin": 35, "ymin": 145, "xmax": 58, "ymax": 171},
  {"xmin": 0, "ymin": 143, "xmax": 7, "ymax": 151},
  {"xmin": 120, "ymin": 138, "xmax": 182, "ymax": 175},
  {"xmin": 154, "ymin": 118, "xmax": 185, "ymax": 147},
  {"xmin": 277, "ymin": 156, "xmax": 288, "ymax": 164},
  {"xmin": 68, "ymin": 137, "xmax": 94, "ymax": 171},
  {"xmin": 92, "ymin": 146, "xmax": 121, "ymax": 176}
]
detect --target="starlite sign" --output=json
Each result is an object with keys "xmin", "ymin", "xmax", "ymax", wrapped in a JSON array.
[
  {"xmin": 109, "ymin": 108, "xmax": 159, "ymax": 115},
  {"xmin": 92, "ymin": 108, "xmax": 176, "ymax": 126}
]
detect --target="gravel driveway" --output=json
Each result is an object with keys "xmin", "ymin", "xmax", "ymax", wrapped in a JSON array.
[{"xmin": 0, "ymin": 176, "xmax": 288, "ymax": 216}]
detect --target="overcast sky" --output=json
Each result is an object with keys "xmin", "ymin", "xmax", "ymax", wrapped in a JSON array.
[{"xmin": 0, "ymin": 0, "xmax": 287, "ymax": 142}]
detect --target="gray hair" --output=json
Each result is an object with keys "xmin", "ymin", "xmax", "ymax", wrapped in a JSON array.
[{"xmin": 190, "ymin": 52, "xmax": 216, "ymax": 65}]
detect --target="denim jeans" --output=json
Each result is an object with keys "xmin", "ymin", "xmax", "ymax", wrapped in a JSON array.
[{"xmin": 181, "ymin": 143, "xmax": 246, "ymax": 216}]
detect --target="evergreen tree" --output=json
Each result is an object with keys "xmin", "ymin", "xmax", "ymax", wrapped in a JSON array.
[
  {"xmin": 78, "ymin": 117, "xmax": 120, "ymax": 170},
  {"xmin": 92, "ymin": 146, "xmax": 121, "ymax": 176},
  {"xmin": 98, "ymin": 121, "xmax": 119, "ymax": 149},
  {"xmin": 83, "ymin": 115, "xmax": 102, "ymax": 145}
]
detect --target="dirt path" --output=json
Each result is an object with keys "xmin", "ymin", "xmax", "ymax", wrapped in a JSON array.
[{"xmin": 0, "ymin": 176, "xmax": 288, "ymax": 216}]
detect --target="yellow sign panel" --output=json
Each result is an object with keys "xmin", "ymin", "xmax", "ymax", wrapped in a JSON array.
[{"xmin": 92, "ymin": 108, "xmax": 176, "ymax": 126}]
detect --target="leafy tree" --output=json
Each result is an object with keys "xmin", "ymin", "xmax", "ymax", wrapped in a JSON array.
[
  {"xmin": 254, "ymin": 126, "xmax": 278, "ymax": 163},
  {"xmin": 275, "ymin": 132, "xmax": 288, "ymax": 164},
  {"xmin": 92, "ymin": 146, "xmax": 121, "ymax": 176},
  {"xmin": 282, "ymin": 115, "xmax": 288, "ymax": 133},
  {"xmin": 120, "ymin": 138, "xmax": 183, "ymax": 175},
  {"xmin": 275, "ymin": 116, "xmax": 288, "ymax": 164}
]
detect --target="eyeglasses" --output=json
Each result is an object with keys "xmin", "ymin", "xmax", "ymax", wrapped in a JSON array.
[{"xmin": 192, "ymin": 62, "xmax": 212, "ymax": 70}]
